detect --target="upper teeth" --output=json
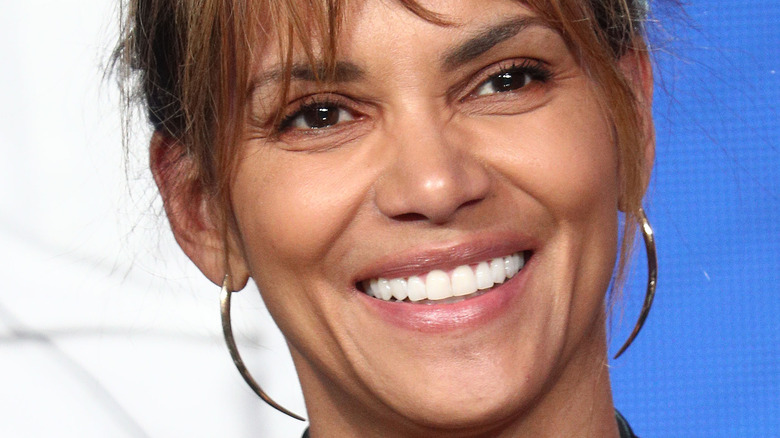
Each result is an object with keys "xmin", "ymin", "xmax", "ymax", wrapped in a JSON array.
[{"xmin": 363, "ymin": 252, "xmax": 525, "ymax": 303}]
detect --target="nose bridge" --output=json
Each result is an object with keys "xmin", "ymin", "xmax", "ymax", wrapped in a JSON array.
[{"xmin": 373, "ymin": 103, "xmax": 490, "ymax": 224}]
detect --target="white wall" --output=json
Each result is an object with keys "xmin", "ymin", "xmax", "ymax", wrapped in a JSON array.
[{"xmin": 0, "ymin": 2, "xmax": 306, "ymax": 436}]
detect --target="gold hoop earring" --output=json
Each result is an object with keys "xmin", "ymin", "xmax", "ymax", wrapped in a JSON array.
[
  {"xmin": 220, "ymin": 275, "xmax": 306, "ymax": 421},
  {"xmin": 613, "ymin": 208, "xmax": 658, "ymax": 359}
]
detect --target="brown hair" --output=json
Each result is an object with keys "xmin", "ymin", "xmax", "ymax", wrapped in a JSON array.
[{"xmin": 116, "ymin": 0, "xmax": 654, "ymax": 291}]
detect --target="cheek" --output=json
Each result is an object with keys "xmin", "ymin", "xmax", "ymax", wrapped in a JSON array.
[
  {"xmin": 461, "ymin": 91, "xmax": 619, "ymax": 218},
  {"xmin": 231, "ymin": 147, "xmax": 372, "ymax": 268}
]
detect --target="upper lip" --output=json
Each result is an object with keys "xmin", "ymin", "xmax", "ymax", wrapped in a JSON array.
[{"xmin": 352, "ymin": 232, "xmax": 535, "ymax": 284}]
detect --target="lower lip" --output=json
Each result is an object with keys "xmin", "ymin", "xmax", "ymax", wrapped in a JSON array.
[{"xmin": 357, "ymin": 257, "xmax": 532, "ymax": 333}]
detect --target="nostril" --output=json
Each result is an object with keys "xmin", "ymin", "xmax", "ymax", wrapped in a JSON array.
[
  {"xmin": 388, "ymin": 195, "xmax": 485, "ymax": 223},
  {"xmin": 459, "ymin": 198, "xmax": 483, "ymax": 210},
  {"xmin": 391, "ymin": 212, "xmax": 429, "ymax": 222}
]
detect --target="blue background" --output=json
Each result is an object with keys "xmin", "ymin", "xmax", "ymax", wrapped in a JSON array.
[{"xmin": 608, "ymin": 1, "xmax": 779, "ymax": 436}]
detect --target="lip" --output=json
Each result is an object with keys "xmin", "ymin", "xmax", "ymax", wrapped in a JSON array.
[
  {"xmin": 352, "ymin": 232, "xmax": 535, "ymax": 283},
  {"xmin": 353, "ymin": 233, "xmax": 536, "ymax": 332}
]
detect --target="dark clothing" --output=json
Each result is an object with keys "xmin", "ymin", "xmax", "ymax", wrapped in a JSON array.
[
  {"xmin": 616, "ymin": 410, "xmax": 640, "ymax": 438},
  {"xmin": 302, "ymin": 410, "xmax": 639, "ymax": 437}
]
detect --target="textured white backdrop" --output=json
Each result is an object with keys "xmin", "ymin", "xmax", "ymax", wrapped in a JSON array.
[{"xmin": 0, "ymin": 2, "xmax": 306, "ymax": 437}]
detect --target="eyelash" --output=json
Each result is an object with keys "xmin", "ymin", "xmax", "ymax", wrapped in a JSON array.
[
  {"xmin": 467, "ymin": 59, "xmax": 552, "ymax": 99},
  {"xmin": 273, "ymin": 58, "xmax": 553, "ymax": 135},
  {"xmin": 277, "ymin": 95, "xmax": 354, "ymax": 132}
]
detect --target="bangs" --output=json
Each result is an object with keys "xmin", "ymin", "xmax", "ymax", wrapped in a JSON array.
[{"xmin": 254, "ymin": 0, "xmax": 449, "ymax": 128}]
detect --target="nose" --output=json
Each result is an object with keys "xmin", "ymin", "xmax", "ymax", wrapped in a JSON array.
[{"xmin": 373, "ymin": 111, "xmax": 491, "ymax": 224}]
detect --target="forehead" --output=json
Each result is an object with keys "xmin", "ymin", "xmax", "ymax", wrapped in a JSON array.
[{"xmin": 248, "ymin": 0, "xmax": 556, "ymax": 86}]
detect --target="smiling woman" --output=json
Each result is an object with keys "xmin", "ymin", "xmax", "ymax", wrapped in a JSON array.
[{"xmin": 117, "ymin": 0, "xmax": 657, "ymax": 436}]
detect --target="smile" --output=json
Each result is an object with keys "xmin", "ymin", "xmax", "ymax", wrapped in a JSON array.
[{"xmin": 360, "ymin": 251, "xmax": 528, "ymax": 304}]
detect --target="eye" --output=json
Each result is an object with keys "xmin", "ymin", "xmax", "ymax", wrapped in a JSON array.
[
  {"xmin": 281, "ymin": 100, "xmax": 355, "ymax": 131},
  {"xmin": 471, "ymin": 60, "xmax": 551, "ymax": 97}
]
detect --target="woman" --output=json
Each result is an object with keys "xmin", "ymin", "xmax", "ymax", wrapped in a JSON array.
[{"xmin": 118, "ymin": 0, "xmax": 657, "ymax": 436}]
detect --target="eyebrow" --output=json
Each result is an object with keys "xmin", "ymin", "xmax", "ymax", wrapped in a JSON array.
[
  {"xmin": 250, "ymin": 61, "xmax": 364, "ymax": 94},
  {"xmin": 441, "ymin": 17, "xmax": 538, "ymax": 71},
  {"xmin": 250, "ymin": 16, "xmax": 543, "ymax": 94}
]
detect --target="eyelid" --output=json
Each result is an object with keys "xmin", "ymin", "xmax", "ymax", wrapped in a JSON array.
[
  {"xmin": 281, "ymin": 94, "xmax": 347, "ymax": 123},
  {"xmin": 273, "ymin": 100, "xmax": 372, "ymax": 152},
  {"xmin": 276, "ymin": 93, "xmax": 363, "ymax": 133},
  {"xmin": 456, "ymin": 58, "xmax": 552, "ymax": 102}
]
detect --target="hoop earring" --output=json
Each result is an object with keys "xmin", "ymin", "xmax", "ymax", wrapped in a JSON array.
[
  {"xmin": 613, "ymin": 208, "xmax": 658, "ymax": 359},
  {"xmin": 220, "ymin": 275, "xmax": 306, "ymax": 421}
]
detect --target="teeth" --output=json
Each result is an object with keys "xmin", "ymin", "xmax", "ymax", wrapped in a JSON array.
[
  {"xmin": 452, "ymin": 265, "xmax": 478, "ymax": 297},
  {"xmin": 504, "ymin": 255, "xmax": 518, "ymax": 278},
  {"xmin": 475, "ymin": 261, "xmax": 493, "ymax": 290},
  {"xmin": 368, "ymin": 279, "xmax": 378, "ymax": 298},
  {"xmin": 363, "ymin": 252, "xmax": 526, "ymax": 303},
  {"xmin": 389, "ymin": 278, "xmax": 408, "ymax": 301},
  {"xmin": 490, "ymin": 257, "xmax": 506, "ymax": 284},
  {"xmin": 426, "ymin": 270, "xmax": 452, "ymax": 300},
  {"xmin": 376, "ymin": 278, "xmax": 393, "ymax": 301},
  {"xmin": 407, "ymin": 276, "xmax": 426, "ymax": 302}
]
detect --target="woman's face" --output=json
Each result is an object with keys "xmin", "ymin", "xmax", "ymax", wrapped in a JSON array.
[{"xmin": 232, "ymin": 0, "xmax": 621, "ymax": 431}]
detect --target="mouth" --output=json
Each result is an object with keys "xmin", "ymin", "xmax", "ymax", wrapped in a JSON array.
[{"xmin": 357, "ymin": 250, "xmax": 531, "ymax": 304}]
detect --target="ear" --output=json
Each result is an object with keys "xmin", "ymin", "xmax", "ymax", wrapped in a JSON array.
[
  {"xmin": 618, "ymin": 45, "xmax": 655, "ymax": 197},
  {"xmin": 150, "ymin": 132, "xmax": 250, "ymax": 290}
]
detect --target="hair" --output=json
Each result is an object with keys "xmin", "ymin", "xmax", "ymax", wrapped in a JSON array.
[{"xmin": 116, "ymin": 0, "xmax": 653, "ymax": 295}]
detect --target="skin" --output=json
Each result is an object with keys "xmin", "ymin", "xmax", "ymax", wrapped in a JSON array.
[{"xmin": 152, "ymin": 0, "xmax": 654, "ymax": 436}]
